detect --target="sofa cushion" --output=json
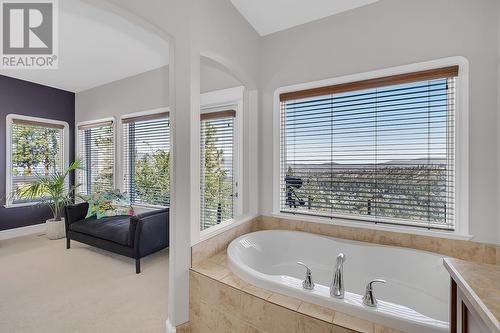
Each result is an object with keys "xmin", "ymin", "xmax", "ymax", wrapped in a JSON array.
[
  {"xmin": 70, "ymin": 215, "xmax": 132, "ymax": 246},
  {"xmin": 83, "ymin": 190, "xmax": 134, "ymax": 219}
]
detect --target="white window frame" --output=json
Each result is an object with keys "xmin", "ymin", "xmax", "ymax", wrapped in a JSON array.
[
  {"xmin": 5, "ymin": 114, "xmax": 69, "ymax": 208},
  {"xmin": 75, "ymin": 117, "xmax": 117, "ymax": 195},
  {"xmin": 197, "ymin": 86, "xmax": 244, "ymax": 241},
  {"xmin": 272, "ymin": 57, "xmax": 471, "ymax": 240},
  {"xmin": 120, "ymin": 107, "xmax": 170, "ymax": 210}
]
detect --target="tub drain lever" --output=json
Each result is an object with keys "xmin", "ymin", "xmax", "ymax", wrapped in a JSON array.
[{"xmin": 297, "ymin": 262, "xmax": 315, "ymax": 290}]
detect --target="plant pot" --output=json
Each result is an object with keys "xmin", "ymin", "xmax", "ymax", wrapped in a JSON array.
[{"xmin": 46, "ymin": 218, "xmax": 65, "ymax": 240}]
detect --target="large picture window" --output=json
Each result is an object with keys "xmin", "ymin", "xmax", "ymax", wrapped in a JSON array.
[
  {"xmin": 200, "ymin": 110, "xmax": 236, "ymax": 231},
  {"xmin": 6, "ymin": 115, "xmax": 68, "ymax": 206},
  {"xmin": 279, "ymin": 66, "xmax": 459, "ymax": 231},
  {"xmin": 122, "ymin": 111, "xmax": 170, "ymax": 207},
  {"xmin": 77, "ymin": 120, "xmax": 114, "ymax": 195}
]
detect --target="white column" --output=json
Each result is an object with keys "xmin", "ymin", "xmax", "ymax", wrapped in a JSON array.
[{"xmin": 167, "ymin": 23, "xmax": 200, "ymax": 331}]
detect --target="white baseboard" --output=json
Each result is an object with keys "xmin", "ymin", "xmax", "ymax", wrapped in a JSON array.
[
  {"xmin": 165, "ymin": 319, "xmax": 176, "ymax": 333},
  {"xmin": 0, "ymin": 223, "xmax": 45, "ymax": 240}
]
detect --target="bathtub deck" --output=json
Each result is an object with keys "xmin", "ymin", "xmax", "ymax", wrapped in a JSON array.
[{"xmin": 190, "ymin": 250, "xmax": 406, "ymax": 333}]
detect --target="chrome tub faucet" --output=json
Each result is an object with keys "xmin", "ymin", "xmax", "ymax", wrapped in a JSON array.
[{"xmin": 330, "ymin": 253, "xmax": 346, "ymax": 298}]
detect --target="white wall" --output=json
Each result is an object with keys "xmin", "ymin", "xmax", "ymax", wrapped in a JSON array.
[
  {"xmin": 76, "ymin": 62, "xmax": 242, "ymax": 121},
  {"xmin": 259, "ymin": 0, "xmax": 499, "ymax": 244},
  {"xmin": 201, "ymin": 57, "xmax": 241, "ymax": 93},
  {"xmin": 76, "ymin": 66, "xmax": 169, "ymax": 122}
]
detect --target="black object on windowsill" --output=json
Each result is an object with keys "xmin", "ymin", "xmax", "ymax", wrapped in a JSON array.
[{"xmin": 285, "ymin": 176, "xmax": 306, "ymax": 208}]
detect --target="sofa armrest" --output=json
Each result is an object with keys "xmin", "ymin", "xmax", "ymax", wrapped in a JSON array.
[
  {"xmin": 64, "ymin": 203, "xmax": 89, "ymax": 238},
  {"xmin": 65, "ymin": 202, "xmax": 89, "ymax": 225},
  {"xmin": 132, "ymin": 208, "xmax": 169, "ymax": 257},
  {"xmin": 133, "ymin": 208, "xmax": 169, "ymax": 220}
]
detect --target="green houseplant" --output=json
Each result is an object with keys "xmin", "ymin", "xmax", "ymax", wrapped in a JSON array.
[{"xmin": 18, "ymin": 160, "xmax": 81, "ymax": 239}]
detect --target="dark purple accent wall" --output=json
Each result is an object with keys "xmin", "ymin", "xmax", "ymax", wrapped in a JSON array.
[{"xmin": 0, "ymin": 75, "xmax": 75, "ymax": 231}]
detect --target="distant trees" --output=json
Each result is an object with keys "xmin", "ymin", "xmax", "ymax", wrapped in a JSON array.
[
  {"xmin": 12, "ymin": 125, "xmax": 60, "ymax": 176},
  {"xmin": 134, "ymin": 149, "xmax": 170, "ymax": 206},
  {"xmin": 11, "ymin": 125, "xmax": 61, "ymax": 202},
  {"xmin": 285, "ymin": 165, "xmax": 448, "ymax": 223},
  {"xmin": 91, "ymin": 126, "xmax": 114, "ymax": 193},
  {"xmin": 131, "ymin": 121, "xmax": 233, "ymax": 229},
  {"xmin": 201, "ymin": 123, "xmax": 233, "ymax": 229}
]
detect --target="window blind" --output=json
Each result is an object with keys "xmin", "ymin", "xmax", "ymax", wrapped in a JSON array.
[
  {"xmin": 123, "ymin": 112, "xmax": 170, "ymax": 206},
  {"xmin": 77, "ymin": 121, "xmax": 114, "ymax": 195},
  {"xmin": 200, "ymin": 110, "xmax": 235, "ymax": 231},
  {"xmin": 10, "ymin": 120, "xmax": 65, "ymax": 203},
  {"xmin": 280, "ymin": 66, "xmax": 458, "ymax": 230}
]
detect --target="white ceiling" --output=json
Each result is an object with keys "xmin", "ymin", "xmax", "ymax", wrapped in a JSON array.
[
  {"xmin": 230, "ymin": 0, "xmax": 379, "ymax": 36},
  {"xmin": 0, "ymin": 0, "xmax": 169, "ymax": 92}
]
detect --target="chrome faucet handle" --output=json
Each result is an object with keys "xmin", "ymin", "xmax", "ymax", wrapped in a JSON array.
[
  {"xmin": 297, "ymin": 262, "xmax": 315, "ymax": 290},
  {"xmin": 362, "ymin": 279, "xmax": 386, "ymax": 307}
]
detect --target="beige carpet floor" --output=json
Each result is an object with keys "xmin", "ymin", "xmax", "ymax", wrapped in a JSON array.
[{"xmin": 0, "ymin": 232, "xmax": 168, "ymax": 333}]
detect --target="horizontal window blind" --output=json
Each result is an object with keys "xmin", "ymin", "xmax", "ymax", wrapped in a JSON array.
[
  {"xmin": 123, "ymin": 113, "xmax": 170, "ymax": 206},
  {"xmin": 200, "ymin": 111, "xmax": 235, "ymax": 231},
  {"xmin": 280, "ymin": 67, "xmax": 458, "ymax": 230},
  {"xmin": 10, "ymin": 120, "xmax": 64, "ymax": 203},
  {"xmin": 77, "ymin": 121, "xmax": 114, "ymax": 195}
]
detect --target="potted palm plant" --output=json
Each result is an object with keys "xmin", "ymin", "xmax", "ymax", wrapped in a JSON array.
[{"xmin": 19, "ymin": 160, "xmax": 81, "ymax": 240}]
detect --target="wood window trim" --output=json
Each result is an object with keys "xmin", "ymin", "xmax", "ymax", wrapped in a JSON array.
[
  {"xmin": 122, "ymin": 112, "xmax": 169, "ymax": 124},
  {"xmin": 12, "ymin": 118, "xmax": 65, "ymax": 130},
  {"xmin": 77, "ymin": 120, "xmax": 113, "ymax": 131},
  {"xmin": 279, "ymin": 65, "xmax": 459, "ymax": 102},
  {"xmin": 200, "ymin": 110, "xmax": 236, "ymax": 121}
]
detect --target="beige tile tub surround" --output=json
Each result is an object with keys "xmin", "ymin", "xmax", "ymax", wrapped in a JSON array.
[
  {"xmin": 256, "ymin": 216, "xmax": 500, "ymax": 264},
  {"xmin": 193, "ymin": 215, "xmax": 499, "ymax": 265},
  {"xmin": 176, "ymin": 322, "xmax": 191, "ymax": 333},
  {"xmin": 189, "ymin": 251, "xmax": 405, "ymax": 333},
  {"xmin": 191, "ymin": 217, "xmax": 260, "ymax": 266}
]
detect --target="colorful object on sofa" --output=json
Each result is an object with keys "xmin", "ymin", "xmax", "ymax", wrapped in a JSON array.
[{"xmin": 84, "ymin": 190, "xmax": 134, "ymax": 219}]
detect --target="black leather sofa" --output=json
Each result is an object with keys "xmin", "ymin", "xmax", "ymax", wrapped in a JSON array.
[{"xmin": 64, "ymin": 202, "xmax": 169, "ymax": 273}]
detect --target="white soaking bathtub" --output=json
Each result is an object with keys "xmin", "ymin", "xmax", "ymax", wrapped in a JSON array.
[{"xmin": 227, "ymin": 230, "xmax": 449, "ymax": 333}]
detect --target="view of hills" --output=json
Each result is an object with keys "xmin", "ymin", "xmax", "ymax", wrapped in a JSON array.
[
  {"xmin": 283, "ymin": 159, "xmax": 451, "ymax": 226},
  {"xmin": 287, "ymin": 157, "xmax": 447, "ymax": 169}
]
